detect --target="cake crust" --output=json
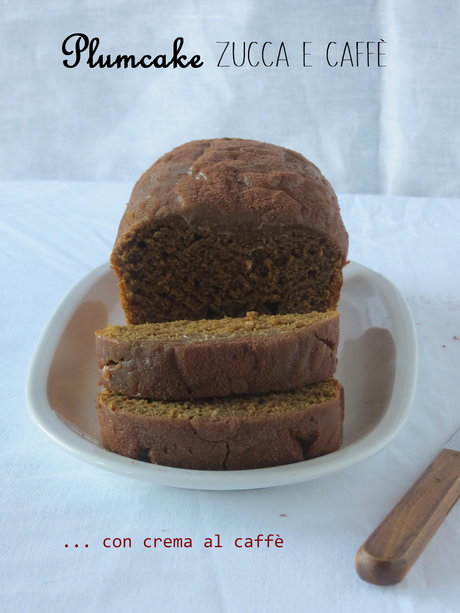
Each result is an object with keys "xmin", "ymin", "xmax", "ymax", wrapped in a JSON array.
[
  {"xmin": 96, "ymin": 380, "xmax": 344, "ymax": 470},
  {"xmin": 110, "ymin": 139, "xmax": 349, "ymax": 324},
  {"xmin": 96, "ymin": 312, "xmax": 339, "ymax": 400},
  {"xmin": 114, "ymin": 138, "xmax": 348, "ymax": 253}
]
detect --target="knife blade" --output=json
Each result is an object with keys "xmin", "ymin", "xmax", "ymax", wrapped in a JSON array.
[{"xmin": 355, "ymin": 427, "xmax": 460, "ymax": 586}]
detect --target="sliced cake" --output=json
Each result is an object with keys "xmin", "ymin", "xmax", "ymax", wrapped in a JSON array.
[
  {"xmin": 97, "ymin": 378, "xmax": 344, "ymax": 470},
  {"xmin": 96, "ymin": 310, "xmax": 339, "ymax": 400}
]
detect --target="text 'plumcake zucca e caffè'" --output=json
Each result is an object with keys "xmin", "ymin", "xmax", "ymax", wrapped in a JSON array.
[{"xmin": 97, "ymin": 138, "xmax": 349, "ymax": 471}]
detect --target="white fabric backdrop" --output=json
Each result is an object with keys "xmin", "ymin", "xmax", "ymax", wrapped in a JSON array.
[{"xmin": 1, "ymin": 0, "xmax": 460, "ymax": 196}]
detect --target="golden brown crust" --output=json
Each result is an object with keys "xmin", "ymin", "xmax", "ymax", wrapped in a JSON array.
[
  {"xmin": 96, "ymin": 380, "xmax": 344, "ymax": 470},
  {"xmin": 95, "ymin": 311, "xmax": 340, "ymax": 400}
]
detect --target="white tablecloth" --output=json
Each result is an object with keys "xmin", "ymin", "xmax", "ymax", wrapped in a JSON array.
[{"xmin": 1, "ymin": 181, "xmax": 459, "ymax": 612}]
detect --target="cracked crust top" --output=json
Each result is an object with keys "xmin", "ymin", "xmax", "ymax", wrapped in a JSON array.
[{"xmin": 114, "ymin": 138, "xmax": 349, "ymax": 256}]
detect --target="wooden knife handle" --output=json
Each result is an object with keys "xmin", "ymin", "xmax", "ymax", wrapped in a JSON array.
[{"xmin": 355, "ymin": 448, "xmax": 460, "ymax": 586}]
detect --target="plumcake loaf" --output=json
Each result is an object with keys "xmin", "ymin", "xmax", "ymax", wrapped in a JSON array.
[
  {"xmin": 97, "ymin": 378, "xmax": 344, "ymax": 470},
  {"xmin": 96, "ymin": 311, "xmax": 340, "ymax": 400},
  {"xmin": 111, "ymin": 138, "xmax": 349, "ymax": 324}
]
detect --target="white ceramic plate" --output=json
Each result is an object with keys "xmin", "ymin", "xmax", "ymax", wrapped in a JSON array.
[{"xmin": 26, "ymin": 261, "xmax": 417, "ymax": 490}]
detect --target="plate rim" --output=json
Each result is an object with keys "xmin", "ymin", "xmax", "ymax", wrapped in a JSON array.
[{"xmin": 25, "ymin": 260, "xmax": 418, "ymax": 490}]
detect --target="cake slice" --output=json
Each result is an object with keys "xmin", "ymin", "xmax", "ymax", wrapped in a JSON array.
[
  {"xmin": 96, "ymin": 378, "xmax": 344, "ymax": 470},
  {"xmin": 96, "ymin": 310, "xmax": 339, "ymax": 400}
]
